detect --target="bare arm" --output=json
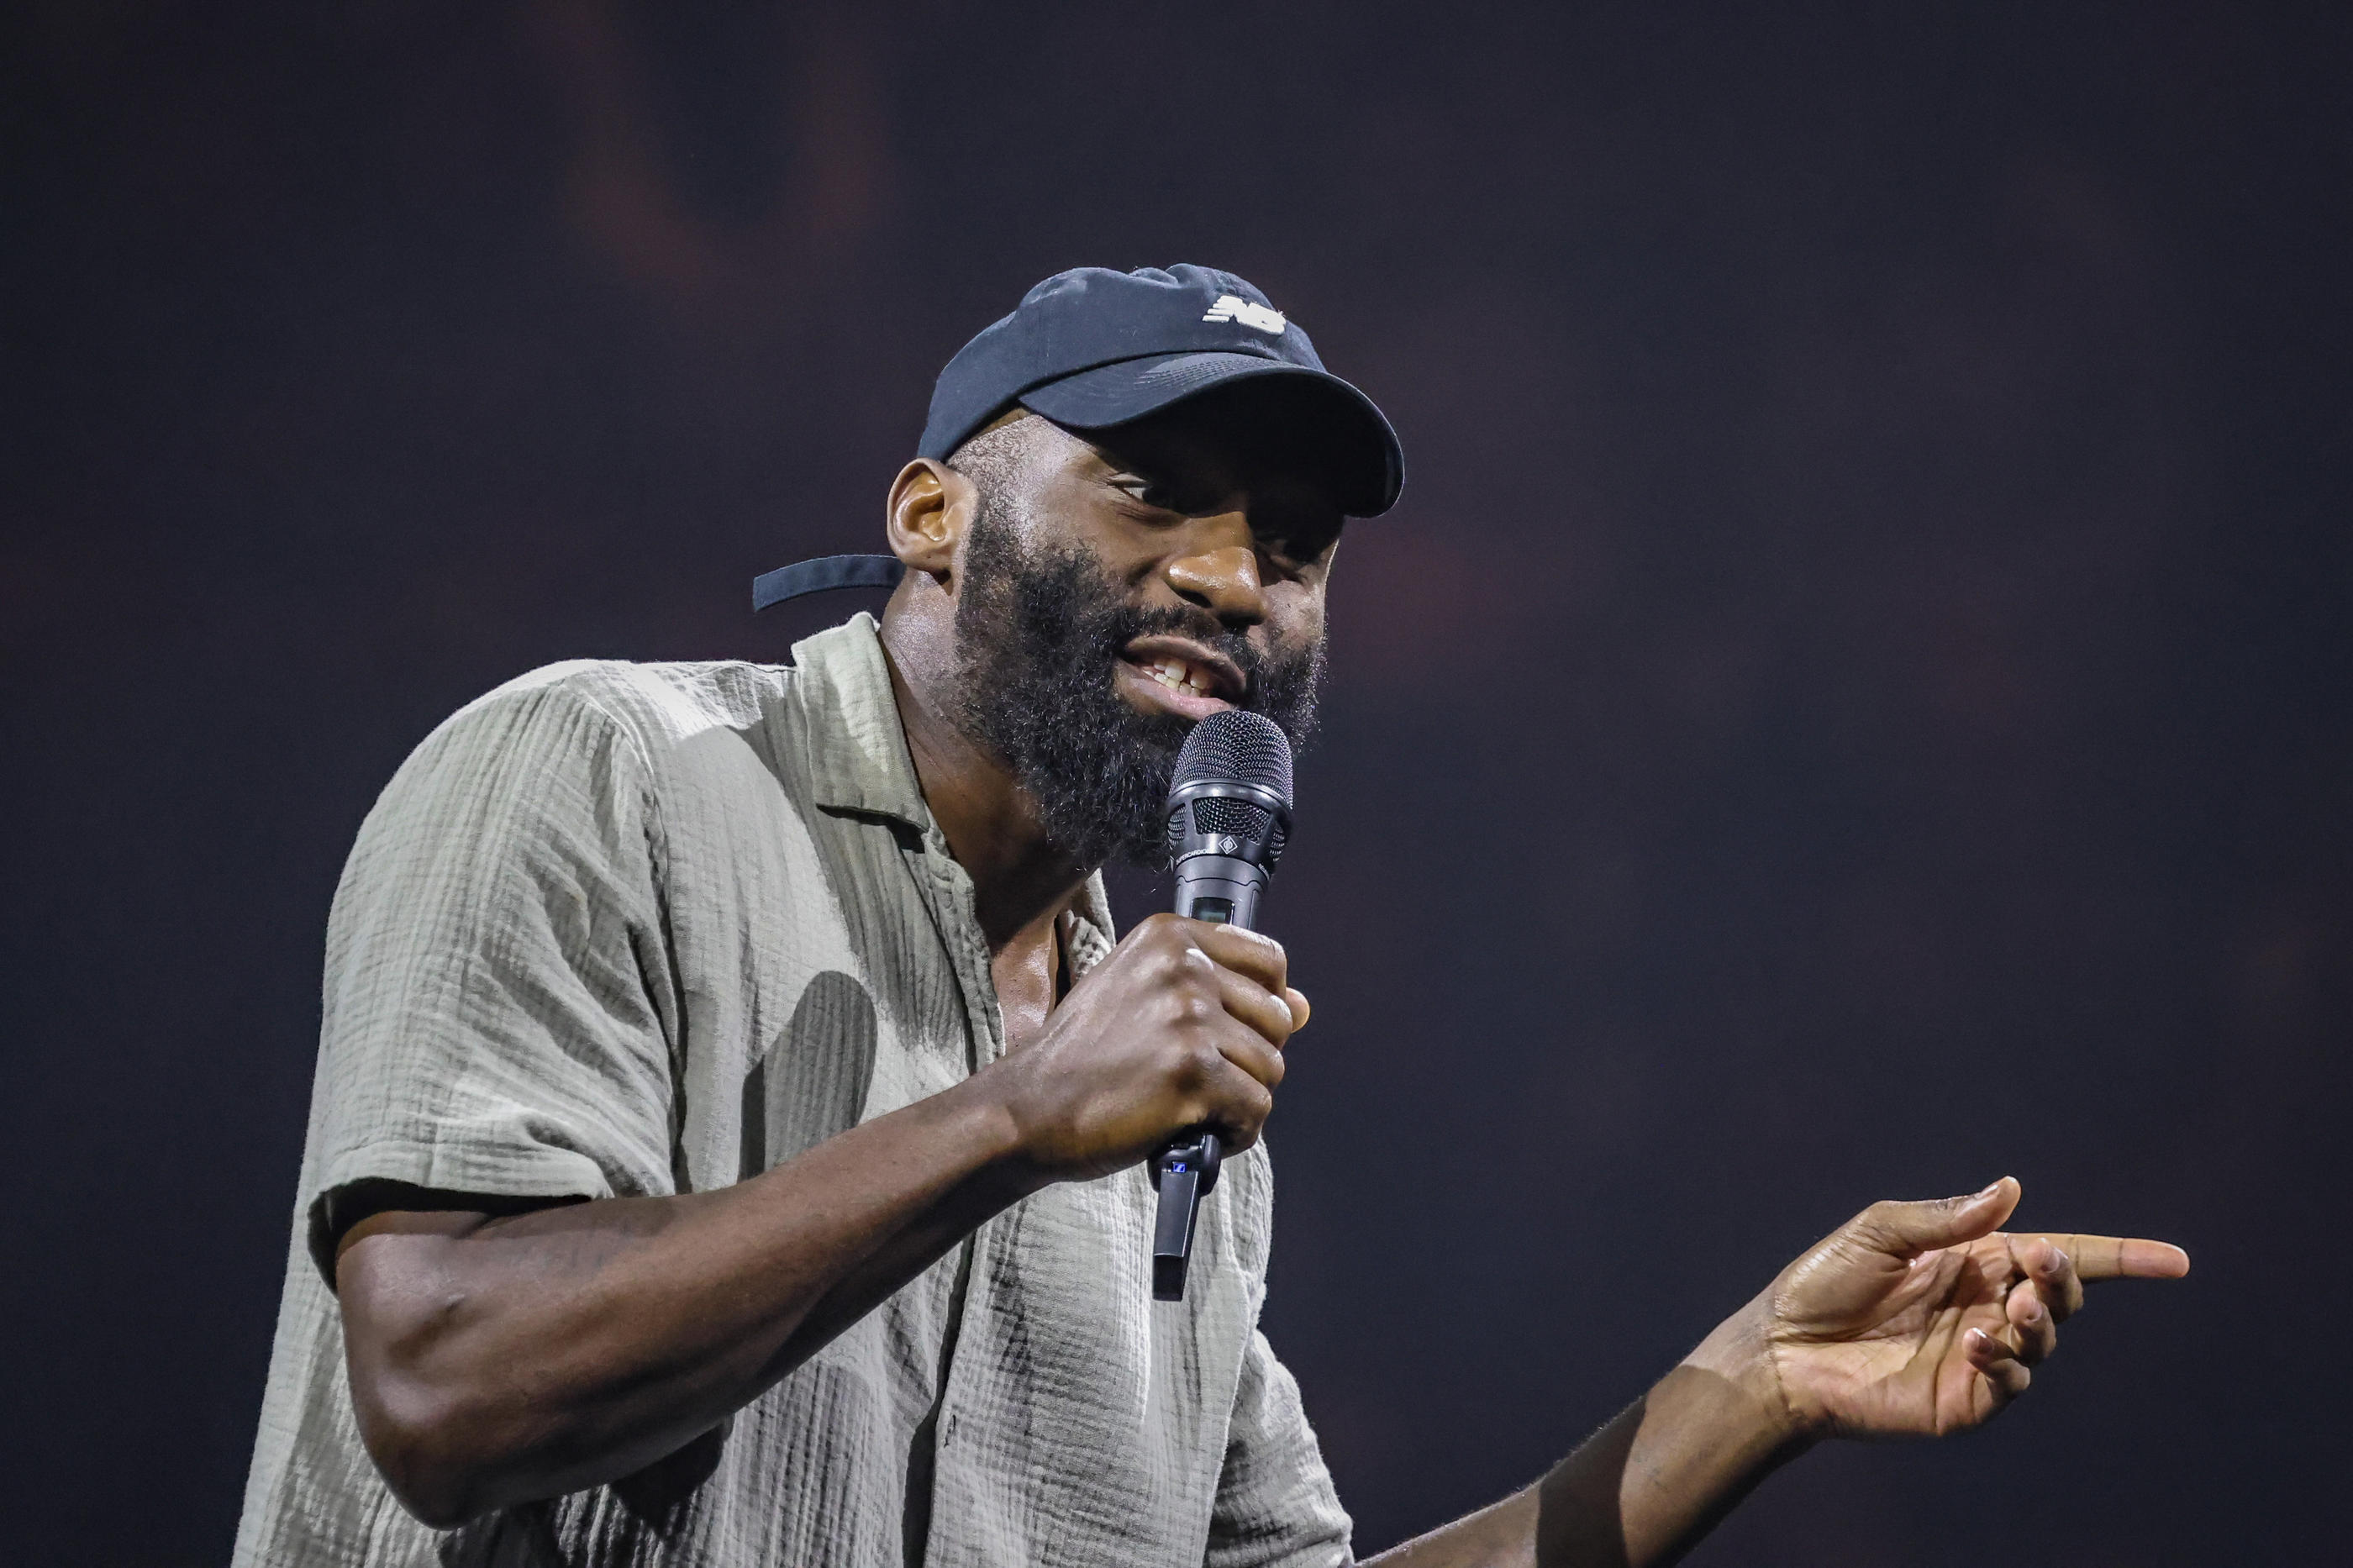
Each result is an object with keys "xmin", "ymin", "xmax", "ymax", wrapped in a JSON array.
[
  {"xmin": 1361, "ymin": 1344, "xmax": 1800, "ymax": 1568},
  {"xmin": 337, "ymin": 916, "xmax": 1307, "ymax": 1528},
  {"xmin": 338, "ymin": 1081, "xmax": 1035, "ymax": 1526},
  {"xmin": 1360, "ymin": 1181, "xmax": 2189, "ymax": 1568}
]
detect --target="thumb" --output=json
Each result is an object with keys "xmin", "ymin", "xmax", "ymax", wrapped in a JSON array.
[{"xmin": 1855, "ymin": 1176, "xmax": 2020, "ymax": 1259}]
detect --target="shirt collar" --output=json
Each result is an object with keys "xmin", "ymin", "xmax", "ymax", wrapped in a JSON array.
[
  {"xmin": 787, "ymin": 613, "xmax": 1120, "ymax": 965},
  {"xmin": 790, "ymin": 613, "xmax": 934, "ymax": 829}
]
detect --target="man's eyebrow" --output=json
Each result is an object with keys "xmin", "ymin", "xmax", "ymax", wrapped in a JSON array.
[
  {"xmin": 1098, "ymin": 452, "xmax": 1200, "ymax": 492},
  {"xmin": 1087, "ymin": 446, "xmax": 1158, "ymax": 481}
]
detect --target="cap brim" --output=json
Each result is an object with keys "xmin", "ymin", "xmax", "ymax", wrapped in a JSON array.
[{"xmin": 1018, "ymin": 352, "xmax": 1404, "ymax": 517}]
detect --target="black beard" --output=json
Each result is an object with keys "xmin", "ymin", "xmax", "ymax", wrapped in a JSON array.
[{"xmin": 950, "ymin": 505, "xmax": 1324, "ymax": 871}]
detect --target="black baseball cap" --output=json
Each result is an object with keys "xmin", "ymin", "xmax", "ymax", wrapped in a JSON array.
[
  {"xmin": 751, "ymin": 264, "xmax": 1403, "ymax": 613},
  {"xmin": 921, "ymin": 264, "xmax": 1404, "ymax": 517}
]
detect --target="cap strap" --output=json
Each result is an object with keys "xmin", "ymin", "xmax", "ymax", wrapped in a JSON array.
[{"xmin": 751, "ymin": 554, "xmax": 907, "ymax": 612}]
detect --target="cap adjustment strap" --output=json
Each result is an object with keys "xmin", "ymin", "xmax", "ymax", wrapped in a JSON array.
[{"xmin": 750, "ymin": 554, "xmax": 906, "ymax": 612}]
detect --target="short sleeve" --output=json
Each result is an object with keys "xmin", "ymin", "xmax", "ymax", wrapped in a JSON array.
[
  {"xmin": 1206, "ymin": 1330, "xmax": 1354, "ymax": 1568},
  {"xmin": 301, "ymin": 672, "xmax": 681, "ymax": 1283}
]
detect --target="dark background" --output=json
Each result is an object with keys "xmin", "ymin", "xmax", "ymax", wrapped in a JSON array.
[{"xmin": 8, "ymin": 3, "xmax": 2348, "ymax": 1562}]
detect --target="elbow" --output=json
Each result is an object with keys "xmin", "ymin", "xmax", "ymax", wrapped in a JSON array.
[
  {"xmin": 387, "ymin": 1463, "xmax": 485, "ymax": 1533},
  {"xmin": 338, "ymin": 1239, "xmax": 529, "ymax": 1528},
  {"xmin": 351, "ymin": 1373, "xmax": 508, "ymax": 1529}
]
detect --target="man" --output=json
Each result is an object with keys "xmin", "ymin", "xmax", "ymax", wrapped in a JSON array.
[{"xmin": 234, "ymin": 265, "xmax": 2187, "ymax": 1567}]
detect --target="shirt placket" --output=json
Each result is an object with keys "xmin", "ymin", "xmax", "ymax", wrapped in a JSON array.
[{"xmin": 897, "ymin": 819, "xmax": 1009, "ymax": 1568}]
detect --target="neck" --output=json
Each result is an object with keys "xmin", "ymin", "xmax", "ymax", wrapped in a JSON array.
[{"xmin": 878, "ymin": 624, "xmax": 1092, "ymax": 954}]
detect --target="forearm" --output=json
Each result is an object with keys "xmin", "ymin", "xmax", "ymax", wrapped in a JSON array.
[
  {"xmin": 1364, "ymin": 1309, "xmax": 1807, "ymax": 1568},
  {"xmin": 1534, "ymin": 1352, "xmax": 1808, "ymax": 1567},
  {"xmin": 340, "ymin": 1076, "xmax": 1040, "ymax": 1523}
]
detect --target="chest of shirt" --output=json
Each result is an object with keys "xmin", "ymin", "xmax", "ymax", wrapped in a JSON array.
[{"xmin": 655, "ymin": 710, "xmax": 1261, "ymax": 1321}]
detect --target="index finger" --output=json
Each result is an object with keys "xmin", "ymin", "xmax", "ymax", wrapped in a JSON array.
[
  {"xmin": 1188, "ymin": 920, "xmax": 1288, "ymax": 993},
  {"xmin": 2013, "ymin": 1233, "xmax": 2191, "ymax": 1281}
]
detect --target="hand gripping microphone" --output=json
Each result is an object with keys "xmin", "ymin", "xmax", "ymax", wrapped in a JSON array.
[{"xmin": 1150, "ymin": 708, "xmax": 1295, "ymax": 1302}]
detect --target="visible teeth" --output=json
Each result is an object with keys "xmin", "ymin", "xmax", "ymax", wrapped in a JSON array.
[{"xmin": 1143, "ymin": 659, "xmax": 1213, "ymax": 697}]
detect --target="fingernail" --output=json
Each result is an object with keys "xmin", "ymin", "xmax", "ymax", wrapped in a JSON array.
[
  {"xmin": 2021, "ymin": 1297, "xmax": 2044, "ymax": 1323},
  {"xmin": 1977, "ymin": 1179, "xmax": 2005, "ymax": 1198}
]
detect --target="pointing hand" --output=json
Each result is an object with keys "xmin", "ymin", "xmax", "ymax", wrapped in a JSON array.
[{"xmin": 1708, "ymin": 1178, "xmax": 2189, "ymax": 1439}]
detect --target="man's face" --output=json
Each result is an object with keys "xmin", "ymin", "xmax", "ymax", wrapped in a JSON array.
[{"xmin": 949, "ymin": 403, "xmax": 1344, "ymax": 870}]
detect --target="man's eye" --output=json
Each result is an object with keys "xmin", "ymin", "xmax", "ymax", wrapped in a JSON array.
[{"xmin": 1113, "ymin": 477, "xmax": 1185, "ymax": 512}]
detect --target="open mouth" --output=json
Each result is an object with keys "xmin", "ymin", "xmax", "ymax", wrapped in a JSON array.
[{"xmin": 1116, "ymin": 635, "xmax": 1246, "ymax": 720}]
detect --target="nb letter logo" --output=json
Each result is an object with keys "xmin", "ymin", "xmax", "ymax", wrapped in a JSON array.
[{"xmin": 1202, "ymin": 294, "xmax": 1287, "ymax": 334}]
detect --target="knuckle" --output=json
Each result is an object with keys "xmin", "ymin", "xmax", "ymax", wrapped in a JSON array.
[
  {"xmin": 1136, "ymin": 917, "xmax": 1191, "ymax": 958},
  {"xmin": 1177, "ymin": 1042, "xmax": 1223, "ymax": 1086},
  {"xmin": 1171, "ymin": 992, "xmax": 1219, "ymax": 1028},
  {"xmin": 1222, "ymin": 1088, "xmax": 1271, "ymax": 1145},
  {"xmin": 1150, "ymin": 951, "xmax": 1202, "ymax": 991}
]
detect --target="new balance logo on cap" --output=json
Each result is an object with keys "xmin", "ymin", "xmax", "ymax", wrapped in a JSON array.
[{"xmin": 1203, "ymin": 294, "xmax": 1287, "ymax": 334}]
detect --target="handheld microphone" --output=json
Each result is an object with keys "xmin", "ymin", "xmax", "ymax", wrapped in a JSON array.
[{"xmin": 1151, "ymin": 708, "xmax": 1295, "ymax": 1302}]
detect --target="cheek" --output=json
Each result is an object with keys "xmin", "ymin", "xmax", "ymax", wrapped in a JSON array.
[
  {"xmin": 1078, "ymin": 528, "xmax": 1166, "ymax": 591},
  {"xmin": 1264, "ymin": 581, "xmax": 1326, "ymax": 644},
  {"xmin": 1025, "ymin": 484, "xmax": 1161, "ymax": 578}
]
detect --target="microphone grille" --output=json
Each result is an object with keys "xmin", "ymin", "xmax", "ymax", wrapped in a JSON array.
[{"xmin": 1171, "ymin": 709, "xmax": 1294, "ymax": 808}]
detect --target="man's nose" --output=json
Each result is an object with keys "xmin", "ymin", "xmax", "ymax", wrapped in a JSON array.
[{"xmin": 1165, "ymin": 534, "xmax": 1266, "ymax": 627}]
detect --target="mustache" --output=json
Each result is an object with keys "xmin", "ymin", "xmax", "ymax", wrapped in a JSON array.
[{"xmin": 1092, "ymin": 603, "xmax": 1294, "ymax": 711}]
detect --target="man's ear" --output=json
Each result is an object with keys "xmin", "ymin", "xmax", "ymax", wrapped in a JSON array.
[{"xmin": 885, "ymin": 460, "xmax": 971, "ymax": 583}]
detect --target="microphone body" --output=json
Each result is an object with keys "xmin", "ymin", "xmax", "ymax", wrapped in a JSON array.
[{"xmin": 1151, "ymin": 711, "xmax": 1295, "ymax": 1302}]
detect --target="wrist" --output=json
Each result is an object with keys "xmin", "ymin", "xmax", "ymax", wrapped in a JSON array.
[
  {"xmin": 1681, "ymin": 1290, "xmax": 1813, "ymax": 1447},
  {"xmin": 937, "ymin": 1067, "xmax": 1059, "ymax": 1201}
]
